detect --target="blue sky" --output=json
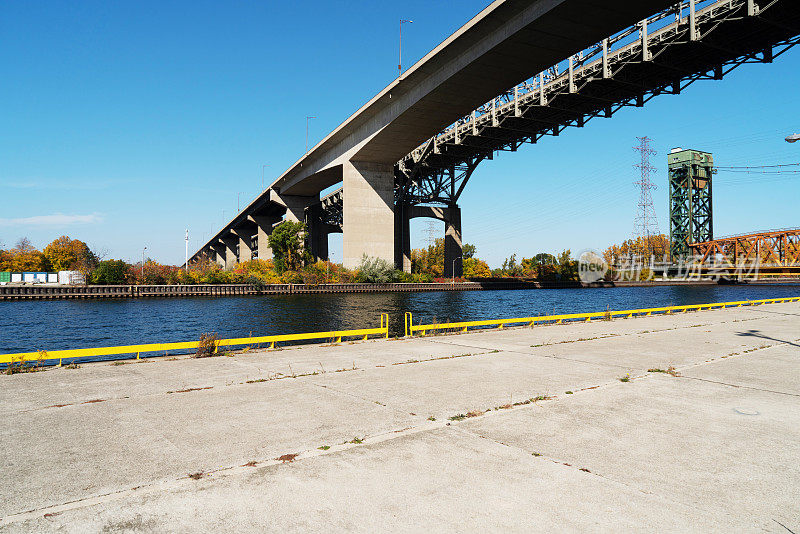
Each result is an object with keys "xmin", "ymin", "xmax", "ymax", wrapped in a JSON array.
[{"xmin": 2, "ymin": 1, "xmax": 799, "ymax": 267}]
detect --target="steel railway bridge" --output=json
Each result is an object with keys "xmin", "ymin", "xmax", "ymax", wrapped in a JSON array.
[{"xmin": 191, "ymin": 0, "xmax": 800, "ymax": 276}]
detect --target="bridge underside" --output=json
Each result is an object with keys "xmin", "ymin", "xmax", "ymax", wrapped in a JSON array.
[{"xmin": 192, "ymin": 0, "xmax": 800, "ymax": 276}]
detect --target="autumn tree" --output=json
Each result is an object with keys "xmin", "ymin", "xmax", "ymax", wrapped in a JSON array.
[
  {"xmin": 9, "ymin": 238, "xmax": 49, "ymax": 271},
  {"xmin": 463, "ymin": 257, "xmax": 490, "ymax": 277},
  {"xmin": 43, "ymin": 236, "xmax": 97, "ymax": 273}
]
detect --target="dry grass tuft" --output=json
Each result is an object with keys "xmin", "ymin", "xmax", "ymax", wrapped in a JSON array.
[{"xmin": 195, "ymin": 333, "xmax": 219, "ymax": 358}]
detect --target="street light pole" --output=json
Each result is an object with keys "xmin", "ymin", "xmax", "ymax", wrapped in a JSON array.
[
  {"xmin": 185, "ymin": 229, "xmax": 189, "ymax": 273},
  {"xmin": 306, "ymin": 116, "xmax": 316, "ymax": 154},
  {"xmin": 237, "ymin": 192, "xmax": 247, "ymax": 212},
  {"xmin": 399, "ymin": 19, "xmax": 413, "ymax": 77},
  {"xmin": 261, "ymin": 164, "xmax": 269, "ymax": 189},
  {"xmin": 142, "ymin": 246, "xmax": 147, "ymax": 280},
  {"xmin": 452, "ymin": 255, "xmax": 462, "ymax": 285}
]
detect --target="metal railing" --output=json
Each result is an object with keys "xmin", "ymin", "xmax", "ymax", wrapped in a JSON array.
[
  {"xmin": 0, "ymin": 314, "xmax": 389, "ymax": 367},
  {"xmin": 404, "ymin": 297, "xmax": 800, "ymax": 336}
]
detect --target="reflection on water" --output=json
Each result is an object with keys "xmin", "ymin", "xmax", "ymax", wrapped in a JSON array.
[{"xmin": 1, "ymin": 285, "xmax": 798, "ymax": 353}]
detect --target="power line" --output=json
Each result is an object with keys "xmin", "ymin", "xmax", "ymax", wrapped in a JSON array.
[{"xmin": 716, "ymin": 162, "xmax": 800, "ymax": 170}]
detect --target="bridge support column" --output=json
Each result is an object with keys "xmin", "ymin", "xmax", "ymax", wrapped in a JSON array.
[
  {"xmin": 444, "ymin": 205, "xmax": 463, "ymax": 278},
  {"xmin": 252, "ymin": 215, "xmax": 280, "ymax": 261},
  {"xmin": 210, "ymin": 244, "xmax": 226, "ymax": 268},
  {"xmin": 306, "ymin": 204, "xmax": 329, "ymax": 262},
  {"xmin": 235, "ymin": 230, "xmax": 253, "ymax": 263},
  {"xmin": 394, "ymin": 202, "xmax": 411, "ymax": 272},
  {"xmin": 220, "ymin": 235, "xmax": 239, "ymax": 270},
  {"xmin": 343, "ymin": 161, "xmax": 395, "ymax": 269}
]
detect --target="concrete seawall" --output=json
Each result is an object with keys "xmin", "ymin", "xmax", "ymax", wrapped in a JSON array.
[
  {"xmin": 2, "ymin": 278, "xmax": 798, "ymax": 300},
  {"xmin": 1, "ymin": 301, "xmax": 798, "ymax": 531}
]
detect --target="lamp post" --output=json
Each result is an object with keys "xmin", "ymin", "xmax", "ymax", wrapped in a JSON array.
[
  {"xmin": 237, "ymin": 192, "xmax": 247, "ymax": 212},
  {"xmin": 306, "ymin": 116, "xmax": 316, "ymax": 154},
  {"xmin": 786, "ymin": 133, "xmax": 800, "ymax": 143},
  {"xmin": 185, "ymin": 229, "xmax": 189, "ymax": 273},
  {"xmin": 261, "ymin": 164, "xmax": 269, "ymax": 189},
  {"xmin": 142, "ymin": 246, "xmax": 147, "ymax": 280},
  {"xmin": 452, "ymin": 255, "xmax": 461, "ymax": 284},
  {"xmin": 399, "ymin": 19, "xmax": 413, "ymax": 77}
]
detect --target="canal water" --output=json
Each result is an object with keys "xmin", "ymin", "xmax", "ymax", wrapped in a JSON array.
[{"xmin": 1, "ymin": 284, "xmax": 799, "ymax": 354}]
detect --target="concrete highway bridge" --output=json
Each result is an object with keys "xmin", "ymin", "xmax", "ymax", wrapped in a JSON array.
[{"xmin": 190, "ymin": 0, "xmax": 800, "ymax": 276}]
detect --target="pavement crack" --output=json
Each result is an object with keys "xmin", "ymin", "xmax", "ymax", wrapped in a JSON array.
[
  {"xmin": 678, "ymin": 375, "xmax": 800, "ymax": 397},
  {"xmin": 424, "ymin": 338, "xmax": 632, "ymax": 370}
]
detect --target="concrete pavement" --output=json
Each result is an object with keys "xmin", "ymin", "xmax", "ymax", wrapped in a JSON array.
[{"xmin": 1, "ymin": 301, "xmax": 798, "ymax": 532}]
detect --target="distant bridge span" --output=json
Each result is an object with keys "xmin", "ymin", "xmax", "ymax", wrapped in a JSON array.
[{"xmin": 192, "ymin": 0, "xmax": 800, "ymax": 276}]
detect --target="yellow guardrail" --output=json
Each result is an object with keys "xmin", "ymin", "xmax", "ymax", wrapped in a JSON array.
[
  {"xmin": 404, "ymin": 297, "xmax": 800, "ymax": 336},
  {"xmin": 0, "ymin": 313, "xmax": 389, "ymax": 366}
]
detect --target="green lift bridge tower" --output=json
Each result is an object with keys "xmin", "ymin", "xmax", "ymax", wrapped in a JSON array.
[{"xmin": 668, "ymin": 148, "xmax": 714, "ymax": 259}]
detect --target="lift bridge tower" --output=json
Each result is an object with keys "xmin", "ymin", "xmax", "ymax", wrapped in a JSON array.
[{"xmin": 668, "ymin": 148, "xmax": 715, "ymax": 259}]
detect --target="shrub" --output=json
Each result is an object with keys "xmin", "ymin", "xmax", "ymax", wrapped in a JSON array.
[
  {"xmin": 281, "ymin": 270, "xmax": 303, "ymax": 284},
  {"xmin": 392, "ymin": 270, "xmax": 414, "ymax": 283},
  {"xmin": 356, "ymin": 255, "xmax": 393, "ymax": 283},
  {"xmin": 196, "ymin": 333, "xmax": 219, "ymax": 358}
]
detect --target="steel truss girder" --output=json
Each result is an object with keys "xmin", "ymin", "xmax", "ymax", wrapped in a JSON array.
[
  {"xmin": 394, "ymin": 0, "xmax": 800, "ymax": 208},
  {"xmin": 689, "ymin": 228, "xmax": 800, "ymax": 267}
]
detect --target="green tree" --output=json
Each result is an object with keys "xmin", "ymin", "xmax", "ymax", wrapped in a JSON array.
[
  {"xmin": 267, "ymin": 221, "xmax": 306, "ymax": 273},
  {"xmin": 557, "ymin": 249, "xmax": 578, "ymax": 281},
  {"xmin": 462, "ymin": 243, "xmax": 476, "ymax": 259},
  {"xmin": 91, "ymin": 260, "xmax": 130, "ymax": 284}
]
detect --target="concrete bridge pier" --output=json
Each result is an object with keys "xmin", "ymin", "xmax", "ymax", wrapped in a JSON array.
[
  {"xmin": 306, "ymin": 204, "xmax": 329, "ymax": 262},
  {"xmin": 220, "ymin": 235, "xmax": 239, "ymax": 270},
  {"xmin": 210, "ymin": 242, "xmax": 226, "ymax": 268},
  {"xmin": 444, "ymin": 205, "xmax": 463, "ymax": 278},
  {"xmin": 251, "ymin": 215, "xmax": 281, "ymax": 261},
  {"xmin": 233, "ymin": 229, "xmax": 253, "ymax": 263},
  {"xmin": 343, "ymin": 161, "xmax": 395, "ymax": 269},
  {"xmin": 395, "ymin": 202, "xmax": 412, "ymax": 273}
]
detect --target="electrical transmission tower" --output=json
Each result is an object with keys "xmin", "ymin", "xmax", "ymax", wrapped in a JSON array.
[
  {"xmin": 425, "ymin": 219, "xmax": 437, "ymax": 248},
  {"xmin": 632, "ymin": 136, "xmax": 661, "ymax": 260}
]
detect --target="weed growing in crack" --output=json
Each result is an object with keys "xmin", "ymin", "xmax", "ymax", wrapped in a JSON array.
[
  {"xmin": 318, "ymin": 445, "xmax": 331, "ymax": 450},
  {"xmin": 618, "ymin": 374, "xmax": 631, "ymax": 382}
]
